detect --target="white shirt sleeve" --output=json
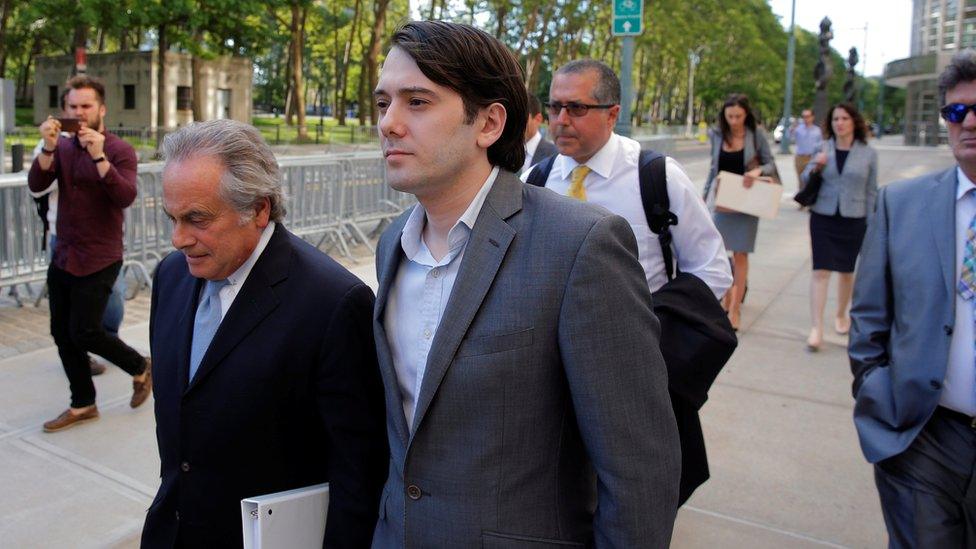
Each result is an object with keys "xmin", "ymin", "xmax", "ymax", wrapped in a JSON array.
[{"xmin": 665, "ymin": 157, "xmax": 733, "ymax": 299}]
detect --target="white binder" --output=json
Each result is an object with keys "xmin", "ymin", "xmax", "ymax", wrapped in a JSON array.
[
  {"xmin": 714, "ymin": 170, "xmax": 783, "ymax": 219},
  {"xmin": 241, "ymin": 483, "xmax": 330, "ymax": 549}
]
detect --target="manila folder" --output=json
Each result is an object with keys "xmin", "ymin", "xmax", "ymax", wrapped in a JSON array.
[{"xmin": 714, "ymin": 170, "xmax": 783, "ymax": 219}]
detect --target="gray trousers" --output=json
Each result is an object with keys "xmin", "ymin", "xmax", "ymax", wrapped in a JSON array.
[{"xmin": 874, "ymin": 407, "xmax": 976, "ymax": 548}]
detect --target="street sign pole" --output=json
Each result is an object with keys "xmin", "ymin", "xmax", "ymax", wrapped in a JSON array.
[
  {"xmin": 779, "ymin": 0, "xmax": 796, "ymax": 154},
  {"xmin": 612, "ymin": 0, "xmax": 643, "ymax": 138},
  {"xmin": 617, "ymin": 36, "xmax": 634, "ymax": 137}
]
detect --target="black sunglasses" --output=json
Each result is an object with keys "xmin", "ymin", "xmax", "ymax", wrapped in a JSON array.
[
  {"xmin": 546, "ymin": 101, "xmax": 616, "ymax": 117},
  {"xmin": 940, "ymin": 103, "xmax": 976, "ymax": 123}
]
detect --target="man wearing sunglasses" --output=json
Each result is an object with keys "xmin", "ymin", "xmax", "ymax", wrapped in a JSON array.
[
  {"xmin": 849, "ymin": 49, "xmax": 976, "ymax": 547},
  {"xmin": 525, "ymin": 59, "xmax": 731, "ymax": 301}
]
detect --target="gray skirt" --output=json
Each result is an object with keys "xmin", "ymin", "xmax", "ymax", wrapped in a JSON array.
[{"xmin": 713, "ymin": 211, "xmax": 759, "ymax": 253}]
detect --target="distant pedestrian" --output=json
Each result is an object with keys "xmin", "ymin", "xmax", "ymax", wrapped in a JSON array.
[
  {"xmin": 521, "ymin": 93, "xmax": 557, "ymax": 174},
  {"xmin": 791, "ymin": 108, "xmax": 823, "ymax": 190},
  {"xmin": 703, "ymin": 93, "xmax": 777, "ymax": 330},
  {"xmin": 849, "ymin": 49, "xmax": 976, "ymax": 547},
  {"xmin": 801, "ymin": 103, "xmax": 876, "ymax": 351}
]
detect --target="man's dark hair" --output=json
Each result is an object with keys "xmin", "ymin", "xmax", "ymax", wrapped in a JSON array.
[
  {"xmin": 59, "ymin": 88, "xmax": 70, "ymax": 110},
  {"xmin": 823, "ymin": 102, "xmax": 869, "ymax": 144},
  {"xmin": 391, "ymin": 21, "xmax": 526, "ymax": 172},
  {"xmin": 527, "ymin": 93, "xmax": 543, "ymax": 118},
  {"xmin": 717, "ymin": 93, "xmax": 758, "ymax": 143},
  {"xmin": 939, "ymin": 49, "xmax": 976, "ymax": 105},
  {"xmin": 553, "ymin": 59, "xmax": 621, "ymax": 105},
  {"xmin": 65, "ymin": 74, "xmax": 106, "ymax": 104}
]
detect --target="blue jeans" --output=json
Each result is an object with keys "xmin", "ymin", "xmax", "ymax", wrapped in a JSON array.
[{"xmin": 49, "ymin": 235, "xmax": 126, "ymax": 335}]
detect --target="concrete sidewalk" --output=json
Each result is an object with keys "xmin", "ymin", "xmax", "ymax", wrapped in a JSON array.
[{"xmin": 0, "ymin": 141, "xmax": 955, "ymax": 547}]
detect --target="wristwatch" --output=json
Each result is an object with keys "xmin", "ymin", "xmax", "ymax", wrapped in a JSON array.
[{"xmin": 92, "ymin": 156, "xmax": 107, "ymax": 164}]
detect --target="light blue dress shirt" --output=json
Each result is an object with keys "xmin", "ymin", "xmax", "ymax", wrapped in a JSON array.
[
  {"xmin": 384, "ymin": 167, "xmax": 499, "ymax": 432},
  {"xmin": 942, "ymin": 167, "xmax": 976, "ymax": 415},
  {"xmin": 792, "ymin": 123, "xmax": 823, "ymax": 155}
]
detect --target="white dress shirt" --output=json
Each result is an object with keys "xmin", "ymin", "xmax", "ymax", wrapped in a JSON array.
[
  {"xmin": 942, "ymin": 168, "xmax": 976, "ymax": 415},
  {"xmin": 213, "ymin": 220, "xmax": 276, "ymax": 320},
  {"xmin": 521, "ymin": 131, "xmax": 543, "ymax": 175},
  {"xmin": 524, "ymin": 132, "xmax": 732, "ymax": 298},
  {"xmin": 385, "ymin": 167, "xmax": 499, "ymax": 432}
]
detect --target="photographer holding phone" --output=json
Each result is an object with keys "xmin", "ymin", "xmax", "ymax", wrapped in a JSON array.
[{"xmin": 28, "ymin": 75, "xmax": 151, "ymax": 433}]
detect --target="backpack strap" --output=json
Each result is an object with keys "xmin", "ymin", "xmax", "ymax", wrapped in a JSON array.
[
  {"xmin": 525, "ymin": 154, "xmax": 558, "ymax": 188},
  {"xmin": 638, "ymin": 150, "xmax": 679, "ymax": 281}
]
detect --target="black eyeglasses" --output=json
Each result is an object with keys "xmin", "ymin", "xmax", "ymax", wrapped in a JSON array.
[
  {"xmin": 940, "ymin": 103, "xmax": 976, "ymax": 123},
  {"xmin": 546, "ymin": 101, "xmax": 616, "ymax": 117}
]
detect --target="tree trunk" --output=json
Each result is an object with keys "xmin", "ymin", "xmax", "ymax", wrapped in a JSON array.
[
  {"xmin": 157, "ymin": 24, "xmax": 168, "ymax": 130},
  {"xmin": 525, "ymin": 5, "xmax": 554, "ymax": 92},
  {"xmin": 0, "ymin": 0, "xmax": 12, "ymax": 77},
  {"xmin": 365, "ymin": 0, "xmax": 390, "ymax": 125},
  {"xmin": 337, "ymin": 0, "xmax": 363, "ymax": 126},
  {"xmin": 289, "ymin": 2, "xmax": 308, "ymax": 139},
  {"xmin": 494, "ymin": 3, "xmax": 507, "ymax": 39}
]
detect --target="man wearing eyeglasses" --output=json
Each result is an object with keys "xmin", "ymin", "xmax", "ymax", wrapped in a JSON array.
[
  {"xmin": 849, "ymin": 49, "xmax": 976, "ymax": 547},
  {"xmin": 525, "ymin": 59, "xmax": 731, "ymax": 301}
]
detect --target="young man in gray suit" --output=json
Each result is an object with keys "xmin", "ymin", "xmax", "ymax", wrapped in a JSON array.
[
  {"xmin": 371, "ymin": 20, "xmax": 680, "ymax": 548},
  {"xmin": 850, "ymin": 50, "xmax": 976, "ymax": 547}
]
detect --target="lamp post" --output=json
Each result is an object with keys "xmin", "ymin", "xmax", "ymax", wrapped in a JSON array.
[
  {"xmin": 779, "ymin": 0, "xmax": 796, "ymax": 154},
  {"xmin": 685, "ymin": 47, "xmax": 703, "ymax": 138}
]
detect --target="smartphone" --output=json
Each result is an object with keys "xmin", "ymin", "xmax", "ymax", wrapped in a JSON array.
[{"xmin": 57, "ymin": 118, "xmax": 81, "ymax": 133}]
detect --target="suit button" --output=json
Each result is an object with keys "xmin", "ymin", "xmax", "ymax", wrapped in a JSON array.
[
  {"xmin": 175, "ymin": 511, "xmax": 180, "ymax": 521},
  {"xmin": 944, "ymin": 325, "xmax": 954, "ymax": 336},
  {"xmin": 180, "ymin": 461, "xmax": 191, "ymax": 473},
  {"xmin": 406, "ymin": 484, "xmax": 422, "ymax": 500},
  {"xmin": 931, "ymin": 380, "xmax": 942, "ymax": 390}
]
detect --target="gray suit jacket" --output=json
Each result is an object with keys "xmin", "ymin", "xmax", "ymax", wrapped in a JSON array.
[
  {"xmin": 848, "ymin": 167, "xmax": 956, "ymax": 463},
  {"xmin": 702, "ymin": 127, "xmax": 775, "ymax": 202},
  {"xmin": 530, "ymin": 137, "xmax": 558, "ymax": 167},
  {"xmin": 801, "ymin": 138, "xmax": 878, "ymax": 217},
  {"xmin": 371, "ymin": 170, "xmax": 680, "ymax": 548}
]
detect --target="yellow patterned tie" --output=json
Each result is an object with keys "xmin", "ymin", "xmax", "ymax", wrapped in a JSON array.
[{"xmin": 569, "ymin": 165, "xmax": 590, "ymax": 201}]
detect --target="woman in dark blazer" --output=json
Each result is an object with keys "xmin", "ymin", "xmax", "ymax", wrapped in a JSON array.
[
  {"xmin": 801, "ymin": 102, "xmax": 877, "ymax": 351},
  {"xmin": 702, "ymin": 94, "xmax": 777, "ymax": 330}
]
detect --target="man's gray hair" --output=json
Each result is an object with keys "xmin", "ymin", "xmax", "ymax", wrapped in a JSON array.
[
  {"xmin": 939, "ymin": 49, "xmax": 976, "ymax": 105},
  {"xmin": 162, "ymin": 119, "xmax": 286, "ymax": 222},
  {"xmin": 554, "ymin": 59, "xmax": 621, "ymax": 105}
]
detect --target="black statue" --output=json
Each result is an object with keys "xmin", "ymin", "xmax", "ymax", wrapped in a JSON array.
[
  {"xmin": 844, "ymin": 47, "xmax": 859, "ymax": 103},
  {"xmin": 814, "ymin": 17, "xmax": 833, "ymax": 125}
]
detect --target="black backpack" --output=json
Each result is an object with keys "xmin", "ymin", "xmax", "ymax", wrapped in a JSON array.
[{"xmin": 527, "ymin": 151, "xmax": 738, "ymax": 505}]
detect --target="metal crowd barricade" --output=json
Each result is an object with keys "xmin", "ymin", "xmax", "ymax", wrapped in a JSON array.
[{"xmin": 1, "ymin": 152, "xmax": 413, "ymax": 304}]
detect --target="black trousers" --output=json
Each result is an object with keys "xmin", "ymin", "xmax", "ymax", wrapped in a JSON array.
[
  {"xmin": 874, "ymin": 407, "xmax": 976, "ymax": 548},
  {"xmin": 48, "ymin": 261, "xmax": 146, "ymax": 408}
]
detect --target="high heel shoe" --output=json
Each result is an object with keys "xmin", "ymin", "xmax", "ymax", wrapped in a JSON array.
[{"xmin": 806, "ymin": 328, "xmax": 822, "ymax": 352}]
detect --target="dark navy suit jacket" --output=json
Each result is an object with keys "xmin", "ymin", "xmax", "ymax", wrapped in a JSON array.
[{"xmin": 141, "ymin": 223, "xmax": 388, "ymax": 548}]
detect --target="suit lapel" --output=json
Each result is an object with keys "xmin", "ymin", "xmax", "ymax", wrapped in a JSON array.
[
  {"xmin": 929, "ymin": 168, "xmax": 958, "ymax": 299},
  {"xmin": 409, "ymin": 172, "xmax": 522, "ymax": 438},
  {"xmin": 374, "ymin": 210, "xmax": 412, "ymax": 447},
  {"xmin": 176, "ymin": 276, "xmax": 205, "ymax": 393},
  {"xmin": 183, "ymin": 224, "xmax": 288, "ymax": 396}
]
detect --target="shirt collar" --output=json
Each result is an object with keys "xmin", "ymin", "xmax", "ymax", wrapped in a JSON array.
[
  {"xmin": 525, "ymin": 131, "xmax": 542, "ymax": 157},
  {"xmin": 554, "ymin": 132, "xmax": 620, "ymax": 181},
  {"xmin": 958, "ymin": 167, "xmax": 976, "ymax": 201},
  {"xmin": 226, "ymin": 221, "xmax": 276, "ymax": 287},
  {"xmin": 400, "ymin": 166, "xmax": 500, "ymax": 262}
]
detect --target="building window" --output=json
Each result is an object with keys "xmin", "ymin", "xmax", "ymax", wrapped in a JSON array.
[
  {"xmin": 124, "ymin": 85, "xmax": 135, "ymax": 110},
  {"xmin": 176, "ymin": 86, "xmax": 192, "ymax": 111},
  {"xmin": 48, "ymin": 86, "xmax": 58, "ymax": 108}
]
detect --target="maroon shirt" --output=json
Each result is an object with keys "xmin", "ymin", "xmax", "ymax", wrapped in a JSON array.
[{"xmin": 28, "ymin": 131, "xmax": 138, "ymax": 277}]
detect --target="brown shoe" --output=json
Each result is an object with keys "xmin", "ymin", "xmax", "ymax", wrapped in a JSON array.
[
  {"xmin": 130, "ymin": 357, "xmax": 152, "ymax": 408},
  {"xmin": 89, "ymin": 357, "xmax": 107, "ymax": 376},
  {"xmin": 43, "ymin": 406, "xmax": 99, "ymax": 432}
]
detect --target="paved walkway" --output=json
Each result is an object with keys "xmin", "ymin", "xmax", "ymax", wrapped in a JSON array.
[{"xmin": 0, "ymin": 137, "xmax": 955, "ymax": 547}]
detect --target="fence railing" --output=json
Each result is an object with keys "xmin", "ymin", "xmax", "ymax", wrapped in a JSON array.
[{"xmin": 0, "ymin": 151, "xmax": 410, "ymax": 305}]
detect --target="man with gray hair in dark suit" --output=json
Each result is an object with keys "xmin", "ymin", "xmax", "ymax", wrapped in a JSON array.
[{"xmin": 850, "ymin": 49, "xmax": 976, "ymax": 547}]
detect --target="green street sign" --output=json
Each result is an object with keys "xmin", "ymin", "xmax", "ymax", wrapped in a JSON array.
[{"xmin": 613, "ymin": 0, "xmax": 643, "ymax": 36}]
